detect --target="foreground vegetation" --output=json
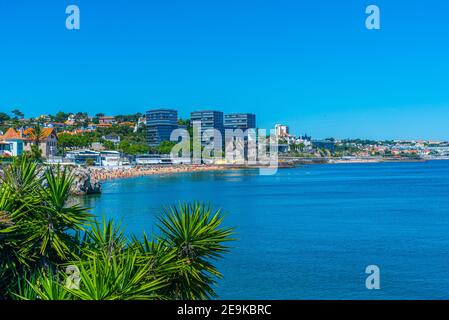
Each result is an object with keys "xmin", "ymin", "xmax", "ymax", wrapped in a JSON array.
[{"xmin": 0, "ymin": 157, "xmax": 234, "ymax": 300}]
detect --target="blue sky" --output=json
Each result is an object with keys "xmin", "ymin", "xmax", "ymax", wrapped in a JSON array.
[{"xmin": 1, "ymin": 0, "xmax": 448, "ymax": 140}]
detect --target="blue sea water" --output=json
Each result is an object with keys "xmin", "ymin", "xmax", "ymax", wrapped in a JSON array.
[{"xmin": 82, "ymin": 161, "xmax": 449, "ymax": 299}]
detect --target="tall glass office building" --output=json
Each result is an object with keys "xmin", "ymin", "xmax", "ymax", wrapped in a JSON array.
[
  {"xmin": 224, "ymin": 113, "xmax": 257, "ymax": 161},
  {"xmin": 190, "ymin": 110, "xmax": 224, "ymax": 143},
  {"xmin": 224, "ymin": 113, "xmax": 256, "ymax": 130},
  {"xmin": 146, "ymin": 109, "xmax": 178, "ymax": 146}
]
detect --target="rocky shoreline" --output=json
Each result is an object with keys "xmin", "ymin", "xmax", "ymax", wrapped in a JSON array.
[
  {"xmin": 70, "ymin": 166, "xmax": 102, "ymax": 196},
  {"xmin": 87, "ymin": 164, "xmax": 232, "ymax": 182},
  {"xmin": 72, "ymin": 164, "xmax": 238, "ymax": 195},
  {"xmin": 0, "ymin": 164, "xmax": 238, "ymax": 196}
]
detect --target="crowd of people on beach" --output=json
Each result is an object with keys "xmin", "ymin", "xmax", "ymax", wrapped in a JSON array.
[{"xmin": 88, "ymin": 164, "xmax": 226, "ymax": 181}]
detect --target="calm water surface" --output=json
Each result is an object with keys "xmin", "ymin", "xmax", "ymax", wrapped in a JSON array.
[{"xmin": 82, "ymin": 161, "xmax": 449, "ymax": 299}]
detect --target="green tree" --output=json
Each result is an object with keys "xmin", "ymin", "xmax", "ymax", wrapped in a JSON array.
[
  {"xmin": 101, "ymin": 140, "xmax": 116, "ymax": 150},
  {"xmin": 74, "ymin": 112, "xmax": 89, "ymax": 127},
  {"xmin": 118, "ymin": 141, "xmax": 149, "ymax": 155},
  {"xmin": 115, "ymin": 113, "xmax": 142, "ymax": 123},
  {"xmin": 157, "ymin": 141, "xmax": 176, "ymax": 154},
  {"xmin": 178, "ymin": 118, "xmax": 190, "ymax": 127},
  {"xmin": 11, "ymin": 109, "xmax": 24, "ymax": 120},
  {"xmin": 0, "ymin": 112, "xmax": 10, "ymax": 124},
  {"xmin": 31, "ymin": 124, "xmax": 44, "ymax": 146},
  {"xmin": 58, "ymin": 133, "xmax": 92, "ymax": 151},
  {"xmin": 92, "ymin": 113, "xmax": 105, "ymax": 124},
  {"xmin": 53, "ymin": 111, "xmax": 70, "ymax": 123},
  {"xmin": 28, "ymin": 145, "xmax": 43, "ymax": 162}
]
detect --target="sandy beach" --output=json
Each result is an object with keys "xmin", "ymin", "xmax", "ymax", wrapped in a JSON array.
[
  {"xmin": 88, "ymin": 164, "xmax": 231, "ymax": 181},
  {"xmin": 85, "ymin": 157, "xmax": 431, "ymax": 182}
]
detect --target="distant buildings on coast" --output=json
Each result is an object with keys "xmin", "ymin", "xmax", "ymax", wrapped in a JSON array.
[
  {"xmin": 2, "ymin": 108, "xmax": 449, "ymax": 164},
  {"xmin": 225, "ymin": 113, "xmax": 256, "ymax": 131},
  {"xmin": 190, "ymin": 110, "xmax": 225, "ymax": 147},
  {"xmin": 143, "ymin": 107, "xmax": 315, "ymax": 155},
  {"xmin": 146, "ymin": 108, "xmax": 257, "ymax": 147},
  {"xmin": 0, "ymin": 127, "xmax": 58, "ymax": 158},
  {"xmin": 142, "ymin": 107, "xmax": 337, "ymax": 159},
  {"xmin": 275, "ymin": 124, "xmax": 289, "ymax": 137}
]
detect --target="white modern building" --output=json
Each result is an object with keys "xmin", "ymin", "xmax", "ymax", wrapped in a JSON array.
[
  {"xmin": 135, "ymin": 154, "xmax": 188, "ymax": 165},
  {"xmin": 0, "ymin": 139, "xmax": 23, "ymax": 157},
  {"xmin": 65, "ymin": 149, "xmax": 122, "ymax": 167},
  {"xmin": 275, "ymin": 124, "xmax": 289, "ymax": 137},
  {"xmin": 99, "ymin": 151, "xmax": 121, "ymax": 167}
]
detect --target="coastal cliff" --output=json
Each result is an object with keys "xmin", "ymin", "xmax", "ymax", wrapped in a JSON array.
[{"xmin": 70, "ymin": 167, "xmax": 101, "ymax": 196}]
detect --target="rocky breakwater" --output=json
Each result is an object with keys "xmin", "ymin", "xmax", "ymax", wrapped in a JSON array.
[{"xmin": 70, "ymin": 166, "xmax": 101, "ymax": 196}]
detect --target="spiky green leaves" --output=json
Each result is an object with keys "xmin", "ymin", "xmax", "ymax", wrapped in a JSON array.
[
  {"xmin": 157, "ymin": 203, "xmax": 235, "ymax": 299},
  {"xmin": 1, "ymin": 157, "xmax": 235, "ymax": 300}
]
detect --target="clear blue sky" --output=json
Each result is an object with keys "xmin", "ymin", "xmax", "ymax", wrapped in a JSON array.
[{"xmin": 1, "ymin": 0, "xmax": 448, "ymax": 140}]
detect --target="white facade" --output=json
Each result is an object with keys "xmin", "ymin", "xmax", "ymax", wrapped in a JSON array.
[
  {"xmin": 0, "ymin": 139, "xmax": 24, "ymax": 156},
  {"xmin": 99, "ymin": 151, "xmax": 121, "ymax": 167},
  {"xmin": 135, "ymin": 154, "xmax": 180, "ymax": 165},
  {"xmin": 275, "ymin": 124, "xmax": 289, "ymax": 137}
]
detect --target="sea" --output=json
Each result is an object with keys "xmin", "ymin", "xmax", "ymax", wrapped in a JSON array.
[{"xmin": 82, "ymin": 160, "xmax": 449, "ymax": 299}]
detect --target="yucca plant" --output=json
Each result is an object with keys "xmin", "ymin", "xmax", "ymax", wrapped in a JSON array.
[
  {"xmin": 66, "ymin": 250, "xmax": 168, "ymax": 300},
  {"xmin": 0, "ymin": 157, "xmax": 235, "ymax": 300},
  {"xmin": 1, "ymin": 156, "xmax": 42, "ymax": 207},
  {"xmin": 12, "ymin": 269, "xmax": 72, "ymax": 300},
  {"xmin": 35, "ymin": 165, "xmax": 92, "ymax": 261},
  {"xmin": 157, "ymin": 203, "xmax": 235, "ymax": 299},
  {"xmin": 79, "ymin": 218, "xmax": 128, "ymax": 258},
  {"xmin": 0, "ymin": 201, "xmax": 20, "ymax": 294},
  {"xmin": 0, "ymin": 159, "xmax": 43, "ymax": 295}
]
